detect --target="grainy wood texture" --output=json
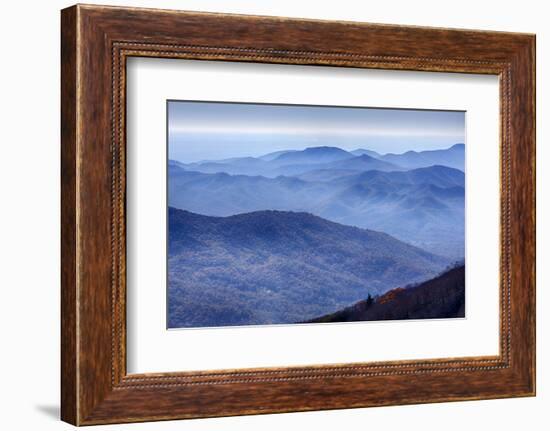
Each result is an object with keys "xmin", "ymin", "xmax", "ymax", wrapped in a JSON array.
[
  {"xmin": 60, "ymin": 6, "xmax": 78, "ymax": 425},
  {"xmin": 61, "ymin": 4, "xmax": 536, "ymax": 426}
]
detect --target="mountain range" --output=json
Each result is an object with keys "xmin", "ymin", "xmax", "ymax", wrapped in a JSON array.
[
  {"xmin": 168, "ymin": 208, "xmax": 449, "ymax": 328},
  {"xmin": 168, "ymin": 154, "xmax": 465, "ymax": 258},
  {"xmin": 378, "ymin": 143, "xmax": 465, "ymax": 171},
  {"xmin": 179, "ymin": 144, "xmax": 464, "ymax": 176}
]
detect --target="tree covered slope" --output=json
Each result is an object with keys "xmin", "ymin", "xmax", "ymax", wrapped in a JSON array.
[
  {"xmin": 168, "ymin": 208, "xmax": 449, "ymax": 328},
  {"xmin": 306, "ymin": 264, "xmax": 465, "ymax": 323}
]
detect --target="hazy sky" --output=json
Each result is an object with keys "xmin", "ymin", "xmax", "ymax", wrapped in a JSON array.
[{"xmin": 168, "ymin": 101, "xmax": 465, "ymax": 163}]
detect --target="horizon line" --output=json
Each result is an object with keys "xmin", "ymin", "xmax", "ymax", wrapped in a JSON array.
[{"xmin": 170, "ymin": 143, "xmax": 464, "ymax": 165}]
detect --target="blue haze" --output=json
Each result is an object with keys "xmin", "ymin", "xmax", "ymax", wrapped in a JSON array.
[
  {"xmin": 168, "ymin": 101, "xmax": 465, "ymax": 163},
  {"xmin": 167, "ymin": 101, "xmax": 466, "ymax": 328}
]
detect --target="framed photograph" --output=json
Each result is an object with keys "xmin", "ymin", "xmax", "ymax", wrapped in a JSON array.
[
  {"xmin": 61, "ymin": 4, "xmax": 536, "ymax": 425},
  {"xmin": 165, "ymin": 101, "xmax": 466, "ymax": 330}
]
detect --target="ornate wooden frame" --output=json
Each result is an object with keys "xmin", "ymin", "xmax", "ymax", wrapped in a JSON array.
[{"xmin": 61, "ymin": 4, "xmax": 536, "ymax": 425}]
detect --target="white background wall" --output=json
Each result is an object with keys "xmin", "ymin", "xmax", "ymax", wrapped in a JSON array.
[{"xmin": 0, "ymin": 0, "xmax": 546, "ymax": 429}]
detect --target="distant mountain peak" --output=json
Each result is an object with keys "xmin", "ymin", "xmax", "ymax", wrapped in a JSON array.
[
  {"xmin": 417, "ymin": 164, "xmax": 458, "ymax": 172},
  {"xmin": 350, "ymin": 148, "xmax": 382, "ymax": 158},
  {"xmin": 327, "ymin": 153, "xmax": 401, "ymax": 172},
  {"xmin": 379, "ymin": 144, "xmax": 465, "ymax": 171},
  {"xmin": 258, "ymin": 149, "xmax": 297, "ymax": 161},
  {"xmin": 352, "ymin": 164, "xmax": 464, "ymax": 186},
  {"xmin": 303, "ymin": 146, "xmax": 349, "ymax": 153},
  {"xmin": 355, "ymin": 153, "xmax": 378, "ymax": 161},
  {"xmin": 272, "ymin": 146, "xmax": 353, "ymax": 164},
  {"xmin": 168, "ymin": 159, "xmax": 186, "ymax": 168}
]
